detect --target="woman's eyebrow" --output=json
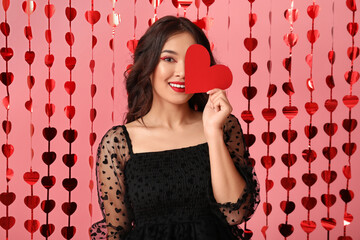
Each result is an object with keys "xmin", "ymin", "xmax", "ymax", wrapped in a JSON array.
[{"xmin": 161, "ymin": 50, "xmax": 178, "ymax": 55}]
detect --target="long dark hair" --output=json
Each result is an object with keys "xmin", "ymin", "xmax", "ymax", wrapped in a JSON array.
[{"xmin": 122, "ymin": 15, "xmax": 216, "ymax": 125}]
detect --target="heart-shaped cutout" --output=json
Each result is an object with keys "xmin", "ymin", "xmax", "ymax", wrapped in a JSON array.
[
  {"xmin": 63, "ymin": 154, "xmax": 77, "ymax": 168},
  {"xmin": 301, "ymin": 220, "xmax": 316, "ymax": 233},
  {"xmin": 22, "ymin": 1, "xmax": 36, "ymax": 15},
  {"xmin": 325, "ymin": 99, "xmax": 337, "ymax": 112},
  {"xmin": 346, "ymin": 0, "xmax": 357, "ymax": 11},
  {"xmin": 343, "ymin": 142, "xmax": 356, "ymax": 156},
  {"xmin": 91, "ymin": 84, "xmax": 97, "ymax": 97},
  {"xmin": 302, "ymin": 149, "xmax": 317, "ymax": 163},
  {"xmin": 45, "ymin": 79, "xmax": 55, "ymax": 93},
  {"xmin": 324, "ymin": 123, "xmax": 338, "ymax": 136},
  {"xmin": 344, "ymin": 70, "xmax": 359, "ymax": 85},
  {"xmin": 45, "ymin": 54, "xmax": 54, "ymax": 67},
  {"xmin": 63, "ymin": 129, "xmax": 78, "ymax": 143},
  {"xmin": 302, "ymin": 173, "xmax": 317, "ymax": 187},
  {"xmin": 24, "ymin": 219, "xmax": 39, "ymax": 233},
  {"xmin": 90, "ymin": 132, "xmax": 97, "ymax": 146},
  {"xmin": 283, "ymin": 33, "xmax": 298, "ymax": 47},
  {"xmin": 24, "ymin": 26, "xmax": 33, "ymax": 40},
  {"xmin": 85, "ymin": 10, "xmax": 101, "ymax": 25},
  {"xmin": 65, "ymin": 57, "xmax": 76, "ymax": 70},
  {"xmin": 321, "ymin": 217, "xmax": 336, "ymax": 231},
  {"xmin": 280, "ymin": 200, "xmax": 295, "ymax": 214},
  {"xmin": 90, "ymin": 108, "xmax": 97, "ymax": 122},
  {"xmin": 62, "ymin": 202, "xmax": 77, "ymax": 216},
  {"xmin": 62, "ymin": 178, "xmax": 78, "ymax": 192},
  {"xmin": 326, "ymin": 75, "xmax": 335, "ymax": 88},
  {"xmin": 242, "ymin": 86, "xmax": 257, "ymax": 100},
  {"xmin": 6, "ymin": 168, "xmax": 13, "ymax": 181},
  {"xmin": 23, "ymin": 171, "xmax": 39, "ymax": 185},
  {"xmin": 107, "ymin": 12, "xmax": 121, "ymax": 27},
  {"xmin": 241, "ymin": 110, "xmax": 254, "ymax": 124},
  {"xmin": 42, "ymin": 151, "xmax": 56, "ymax": 165},
  {"xmin": 281, "ymin": 153, "xmax": 297, "ymax": 167},
  {"xmin": 343, "ymin": 165, "xmax": 351, "ymax": 179},
  {"xmin": 347, "ymin": 22, "xmax": 358, "ymax": 36},
  {"xmin": 343, "ymin": 119, "xmax": 357, "ymax": 132},
  {"xmin": 45, "ymin": 103, "xmax": 55, "ymax": 117},
  {"xmin": 243, "ymin": 134, "xmax": 256, "ymax": 147},
  {"xmin": 64, "ymin": 106, "xmax": 75, "ymax": 120},
  {"xmin": 127, "ymin": 39, "xmax": 139, "ymax": 54},
  {"xmin": 322, "ymin": 146, "xmax": 337, "ymax": 160},
  {"xmin": 249, "ymin": 13, "xmax": 257, "ymax": 27},
  {"xmin": 0, "ymin": 192, "xmax": 15, "ymax": 206},
  {"xmin": 0, "ymin": 47, "xmax": 13, "ymax": 61},
  {"xmin": 305, "ymin": 102, "xmax": 318, "ymax": 115},
  {"xmin": 2, "ymin": 120, "xmax": 11, "ymax": 134},
  {"xmin": 41, "ymin": 199, "xmax": 55, "ymax": 213},
  {"xmin": 283, "ymin": 57, "xmax": 292, "ymax": 72},
  {"xmin": 307, "ymin": 4, "xmax": 319, "ymax": 19},
  {"xmin": 281, "ymin": 177, "xmax": 296, "ymax": 190},
  {"xmin": 27, "ymin": 75, "xmax": 35, "ymax": 89},
  {"xmin": 278, "ymin": 223, "xmax": 294, "ymax": 237},
  {"xmin": 1, "ymin": 72, "xmax": 14, "ymax": 86},
  {"xmin": 304, "ymin": 125, "xmax": 318, "ymax": 139},
  {"xmin": 43, "ymin": 127, "xmax": 57, "ymax": 141},
  {"xmin": 24, "ymin": 195, "xmax": 40, "ymax": 209},
  {"xmin": 282, "ymin": 130, "xmax": 297, "ymax": 143},
  {"xmin": 262, "ymin": 108, "xmax": 276, "ymax": 122},
  {"xmin": 261, "ymin": 155, "xmax": 275, "ymax": 169},
  {"xmin": 44, "ymin": 4, "xmax": 55, "ymax": 18},
  {"xmin": 307, "ymin": 29, "xmax": 320, "ymax": 44},
  {"xmin": 0, "ymin": 216, "xmax": 15, "ymax": 230},
  {"xmin": 261, "ymin": 132, "xmax": 276, "ymax": 145},
  {"xmin": 2, "ymin": 143, "xmax": 14, "ymax": 158},
  {"xmin": 45, "ymin": 29, "xmax": 52, "ymax": 43},
  {"xmin": 321, "ymin": 193, "xmax": 336, "ymax": 207},
  {"xmin": 284, "ymin": 8, "xmax": 298, "ymax": 23},
  {"xmin": 263, "ymin": 202, "xmax": 272, "ymax": 216},
  {"xmin": 40, "ymin": 223, "xmax": 55, "ymax": 237},
  {"xmin": 282, "ymin": 82, "xmax": 295, "ymax": 96},
  {"xmin": 340, "ymin": 189, "xmax": 354, "ymax": 203},
  {"xmin": 64, "ymin": 81, "xmax": 75, "ymax": 95},
  {"xmin": 25, "ymin": 98, "xmax": 33, "ymax": 112},
  {"xmin": 343, "ymin": 95, "xmax": 359, "ymax": 109},
  {"xmin": 41, "ymin": 176, "xmax": 56, "ymax": 189},
  {"xmin": 0, "ymin": 22, "xmax": 10, "ymax": 37},
  {"xmin": 61, "ymin": 226, "xmax": 76, "ymax": 239},
  {"xmin": 243, "ymin": 62, "xmax": 257, "ymax": 76},
  {"xmin": 321, "ymin": 170, "xmax": 337, "ymax": 184},
  {"xmin": 244, "ymin": 38, "xmax": 258, "ymax": 51},
  {"xmin": 65, "ymin": 32, "xmax": 75, "ymax": 46},
  {"xmin": 302, "ymin": 196, "xmax": 317, "ymax": 210},
  {"xmin": 65, "ymin": 7, "xmax": 77, "ymax": 21},
  {"xmin": 266, "ymin": 179, "xmax": 273, "ymax": 192}
]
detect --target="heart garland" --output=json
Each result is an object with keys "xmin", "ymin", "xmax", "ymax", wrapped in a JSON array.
[
  {"xmin": 22, "ymin": 1, "xmax": 40, "ymax": 237},
  {"xmin": 85, "ymin": 0, "xmax": 101, "ymax": 235},
  {"xmin": 40, "ymin": 1, "xmax": 57, "ymax": 238}
]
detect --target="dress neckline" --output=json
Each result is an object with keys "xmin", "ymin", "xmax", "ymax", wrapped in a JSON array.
[{"xmin": 121, "ymin": 125, "xmax": 208, "ymax": 156}]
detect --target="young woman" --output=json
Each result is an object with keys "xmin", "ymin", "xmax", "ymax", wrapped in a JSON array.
[{"xmin": 90, "ymin": 15, "xmax": 260, "ymax": 240}]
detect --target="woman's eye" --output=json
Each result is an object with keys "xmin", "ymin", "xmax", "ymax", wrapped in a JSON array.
[{"xmin": 160, "ymin": 56, "xmax": 176, "ymax": 62}]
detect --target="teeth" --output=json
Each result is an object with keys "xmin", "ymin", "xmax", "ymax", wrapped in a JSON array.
[{"xmin": 169, "ymin": 83, "xmax": 185, "ymax": 89}]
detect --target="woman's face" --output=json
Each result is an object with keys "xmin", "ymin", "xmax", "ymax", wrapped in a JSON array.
[{"xmin": 150, "ymin": 32, "xmax": 196, "ymax": 106}]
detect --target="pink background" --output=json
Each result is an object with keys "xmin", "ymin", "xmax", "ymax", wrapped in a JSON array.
[{"xmin": 0, "ymin": 0, "xmax": 359, "ymax": 239}]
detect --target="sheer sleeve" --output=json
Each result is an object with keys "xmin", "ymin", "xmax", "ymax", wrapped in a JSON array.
[
  {"xmin": 90, "ymin": 126, "xmax": 134, "ymax": 240},
  {"xmin": 208, "ymin": 113, "xmax": 260, "ymax": 227}
]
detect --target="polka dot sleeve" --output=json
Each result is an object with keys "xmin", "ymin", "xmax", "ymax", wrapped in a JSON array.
[
  {"xmin": 208, "ymin": 114, "xmax": 260, "ymax": 227},
  {"xmin": 92, "ymin": 126, "xmax": 134, "ymax": 239}
]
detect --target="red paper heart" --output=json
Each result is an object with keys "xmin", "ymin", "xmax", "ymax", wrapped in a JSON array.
[
  {"xmin": 90, "ymin": 108, "xmax": 97, "ymax": 122},
  {"xmin": 302, "ymin": 196, "xmax": 317, "ymax": 210},
  {"xmin": 282, "ymin": 82, "xmax": 295, "ymax": 96},
  {"xmin": 249, "ymin": 13, "xmax": 257, "ymax": 27},
  {"xmin": 0, "ymin": 192, "xmax": 15, "ymax": 206},
  {"xmin": 92, "ymin": 35, "xmax": 97, "ymax": 48},
  {"xmin": 305, "ymin": 54, "xmax": 312, "ymax": 68},
  {"xmin": 283, "ymin": 57, "xmax": 292, "ymax": 72},
  {"xmin": 1, "ymin": 72, "xmax": 13, "ymax": 86},
  {"xmin": 2, "ymin": 143, "xmax": 14, "ymax": 158},
  {"xmin": 346, "ymin": 0, "xmax": 357, "ymax": 11},
  {"xmin": 0, "ymin": 216, "xmax": 15, "ymax": 230},
  {"xmin": 344, "ymin": 212, "xmax": 354, "ymax": 224},
  {"xmin": 43, "ymin": 127, "xmax": 57, "ymax": 141},
  {"xmin": 343, "ymin": 142, "xmax": 356, "ymax": 156},
  {"xmin": 321, "ymin": 217, "xmax": 336, "ymax": 231},
  {"xmin": 324, "ymin": 123, "xmax": 338, "ymax": 136},
  {"xmin": 278, "ymin": 223, "xmax": 293, "ymax": 237},
  {"xmin": 108, "ymin": 13, "xmax": 121, "ymax": 27},
  {"xmin": 302, "ymin": 173, "xmax": 317, "ymax": 187},
  {"xmin": 282, "ymin": 130, "xmax": 297, "ymax": 143},
  {"xmin": 91, "ymin": 84, "xmax": 97, "ymax": 97},
  {"xmin": 42, "ymin": 151, "xmax": 56, "ymax": 165},
  {"xmin": 243, "ymin": 134, "xmax": 255, "ymax": 147},
  {"xmin": 23, "ymin": 171, "xmax": 39, "ymax": 185},
  {"xmin": 185, "ymin": 44, "xmax": 232, "ymax": 93},
  {"xmin": 328, "ymin": 50, "xmax": 335, "ymax": 64},
  {"xmin": 63, "ymin": 154, "xmax": 77, "ymax": 168},
  {"xmin": 344, "ymin": 70, "xmax": 359, "ymax": 85},
  {"xmin": 280, "ymin": 200, "xmax": 295, "ymax": 214},
  {"xmin": 41, "ymin": 176, "xmax": 56, "ymax": 189},
  {"xmin": 343, "ymin": 165, "xmax": 351, "ymax": 179},
  {"xmin": 242, "ymin": 86, "xmax": 257, "ymax": 100},
  {"xmin": 281, "ymin": 177, "xmax": 296, "ymax": 190},
  {"xmin": 6, "ymin": 168, "xmax": 13, "ymax": 181},
  {"xmin": 262, "ymin": 108, "xmax": 276, "ymax": 121},
  {"xmin": 347, "ymin": 47, "xmax": 359, "ymax": 61},
  {"xmin": 44, "ymin": 4, "xmax": 55, "ymax": 18},
  {"xmin": 45, "ymin": 79, "xmax": 55, "ymax": 93},
  {"xmin": 324, "ymin": 99, "xmax": 337, "ymax": 112},
  {"xmin": 307, "ymin": 30, "xmax": 320, "ymax": 44},
  {"xmin": 62, "ymin": 202, "xmax": 77, "ymax": 216},
  {"xmin": 241, "ymin": 110, "xmax": 254, "ymax": 124},
  {"xmin": 266, "ymin": 179, "xmax": 273, "ymax": 192},
  {"xmin": 284, "ymin": 8, "xmax": 298, "ymax": 23},
  {"xmin": 85, "ymin": 10, "xmax": 101, "ymax": 25},
  {"xmin": 263, "ymin": 202, "xmax": 272, "ymax": 216},
  {"xmin": 126, "ymin": 39, "xmax": 139, "ymax": 54},
  {"xmin": 25, "ymin": 98, "xmax": 33, "ymax": 112},
  {"xmin": 45, "ymin": 54, "xmax": 54, "ymax": 67},
  {"xmin": 301, "ymin": 220, "xmax": 316, "ymax": 234},
  {"xmin": 347, "ymin": 22, "xmax": 358, "ymax": 36},
  {"xmin": 343, "ymin": 95, "xmax": 359, "ymax": 109},
  {"xmin": 307, "ymin": 4, "xmax": 319, "ymax": 19},
  {"xmin": 61, "ymin": 226, "xmax": 76, "ymax": 239},
  {"xmin": 281, "ymin": 153, "xmax": 297, "ymax": 167},
  {"xmin": 305, "ymin": 102, "xmax": 318, "ymax": 115},
  {"xmin": 283, "ymin": 106, "xmax": 298, "ymax": 120},
  {"xmin": 24, "ymin": 51, "xmax": 35, "ymax": 65},
  {"xmin": 45, "ymin": 103, "xmax": 55, "ymax": 117},
  {"xmin": 244, "ymin": 38, "xmax": 258, "ymax": 51},
  {"xmin": 261, "ymin": 156, "xmax": 275, "ymax": 169},
  {"xmin": 27, "ymin": 75, "xmax": 35, "ymax": 89},
  {"xmin": 45, "ymin": 29, "xmax": 52, "ymax": 43},
  {"xmin": 24, "ymin": 26, "xmax": 32, "ymax": 40},
  {"xmin": 65, "ymin": 32, "xmax": 75, "ymax": 46},
  {"xmin": 2, "ymin": 120, "xmax": 11, "ymax": 134},
  {"xmin": 261, "ymin": 132, "xmax": 276, "ymax": 145},
  {"xmin": 89, "ymin": 156, "xmax": 94, "ymax": 169},
  {"xmin": 0, "ymin": 47, "xmax": 13, "ymax": 61},
  {"xmin": 89, "ymin": 59, "xmax": 95, "ymax": 73},
  {"xmin": 65, "ymin": 7, "xmax": 77, "ymax": 21},
  {"xmin": 325, "ymin": 75, "xmax": 335, "ymax": 89},
  {"xmin": 64, "ymin": 106, "xmax": 75, "ymax": 119},
  {"xmin": 283, "ymin": 33, "xmax": 298, "ymax": 47},
  {"xmin": 321, "ymin": 193, "xmax": 336, "ymax": 207},
  {"xmin": 321, "ymin": 170, "xmax": 337, "ymax": 184},
  {"xmin": 340, "ymin": 189, "xmax": 354, "ymax": 203},
  {"xmin": 24, "ymin": 219, "xmax": 39, "ymax": 233},
  {"xmin": 243, "ymin": 62, "xmax": 258, "ymax": 76},
  {"xmin": 41, "ymin": 199, "xmax": 55, "ymax": 213},
  {"xmin": 0, "ymin": 22, "xmax": 10, "ymax": 37},
  {"xmin": 22, "ymin": 0, "xmax": 36, "ymax": 14},
  {"xmin": 65, "ymin": 57, "xmax": 76, "ymax": 70},
  {"xmin": 343, "ymin": 119, "xmax": 357, "ymax": 132},
  {"xmin": 63, "ymin": 178, "xmax": 78, "ymax": 191},
  {"xmin": 302, "ymin": 149, "xmax": 317, "ymax": 163},
  {"xmin": 64, "ymin": 81, "xmax": 75, "ymax": 95},
  {"xmin": 322, "ymin": 146, "xmax": 337, "ymax": 160},
  {"xmin": 90, "ymin": 132, "xmax": 97, "ymax": 146},
  {"xmin": 305, "ymin": 125, "xmax": 318, "ymax": 139},
  {"xmin": 24, "ymin": 195, "xmax": 40, "ymax": 211},
  {"xmin": 63, "ymin": 129, "xmax": 78, "ymax": 143},
  {"xmin": 111, "ymin": 86, "xmax": 114, "ymax": 100},
  {"xmin": 267, "ymin": 84, "xmax": 276, "ymax": 97},
  {"xmin": 40, "ymin": 223, "xmax": 55, "ymax": 237}
]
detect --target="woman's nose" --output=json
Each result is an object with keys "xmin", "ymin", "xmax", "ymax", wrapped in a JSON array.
[{"xmin": 175, "ymin": 61, "xmax": 185, "ymax": 79}]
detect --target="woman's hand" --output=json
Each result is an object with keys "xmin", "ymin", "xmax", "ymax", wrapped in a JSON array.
[{"xmin": 202, "ymin": 88, "xmax": 233, "ymax": 138}]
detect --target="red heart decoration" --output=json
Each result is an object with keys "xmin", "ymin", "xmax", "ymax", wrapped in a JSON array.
[
  {"xmin": 281, "ymin": 177, "xmax": 296, "ymax": 190},
  {"xmin": 284, "ymin": 8, "xmax": 298, "ymax": 23},
  {"xmin": 307, "ymin": 29, "xmax": 320, "ymax": 44},
  {"xmin": 45, "ymin": 79, "xmax": 55, "ymax": 93},
  {"xmin": 65, "ymin": 7, "xmax": 77, "ymax": 21},
  {"xmin": 40, "ymin": 223, "xmax": 55, "ymax": 237},
  {"xmin": 89, "ymin": 156, "xmax": 94, "ymax": 169},
  {"xmin": 24, "ymin": 195, "xmax": 40, "ymax": 209},
  {"xmin": 266, "ymin": 84, "xmax": 276, "ymax": 97},
  {"xmin": 282, "ymin": 82, "xmax": 294, "ymax": 96},
  {"xmin": 263, "ymin": 202, "xmax": 272, "ymax": 216},
  {"xmin": 344, "ymin": 70, "xmax": 359, "ymax": 85},
  {"xmin": 0, "ymin": 192, "xmax": 15, "ymax": 206},
  {"xmin": 89, "ymin": 59, "xmax": 95, "ymax": 73},
  {"xmin": 25, "ymin": 98, "xmax": 33, "ymax": 112},
  {"xmin": 2, "ymin": 143, "xmax": 14, "ymax": 158},
  {"xmin": 90, "ymin": 132, "xmax": 97, "ymax": 146},
  {"xmin": 267, "ymin": 60, "xmax": 272, "ymax": 73},
  {"xmin": 64, "ymin": 81, "xmax": 75, "ymax": 95},
  {"xmin": 41, "ymin": 176, "xmax": 56, "ymax": 189},
  {"xmin": 281, "ymin": 153, "xmax": 297, "ymax": 167},
  {"xmin": 261, "ymin": 156, "xmax": 275, "ymax": 169},
  {"xmin": 282, "ymin": 130, "xmax": 297, "ymax": 143},
  {"xmin": 241, "ymin": 110, "xmax": 254, "ymax": 124},
  {"xmin": 3, "ymin": 96, "xmax": 9, "ymax": 109},
  {"xmin": 193, "ymin": 18, "xmax": 206, "ymax": 30},
  {"xmin": 249, "ymin": 13, "xmax": 257, "ymax": 27},
  {"xmin": 243, "ymin": 228, "xmax": 253, "ymax": 239},
  {"xmin": 302, "ymin": 149, "xmax": 317, "ymax": 163},
  {"xmin": 278, "ymin": 223, "xmax": 293, "ymax": 237},
  {"xmin": 347, "ymin": 22, "xmax": 358, "ymax": 36},
  {"xmin": 0, "ymin": 47, "xmax": 13, "ymax": 61},
  {"xmin": 347, "ymin": 47, "xmax": 359, "ymax": 61},
  {"xmin": 24, "ymin": 26, "xmax": 33, "ymax": 40},
  {"xmin": 61, "ymin": 226, "xmax": 76, "ymax": 239},
  {"xmin": 89, "ymin": 203, "xmax": 93, "ymax": 217},
  {"xmin": 343, "ymin": 142, "xmax": 356, "ymax": 156},
  {"xmin": 2, "ymin": 0, "xmax": 10, "ymax": 11},
  {"xmin": 302, "ymin": 173, "xmax": 317, "ymax": 187},
  {"xmin": 343, "ymin": 165, "xmax": 351, "ymax": 179},
  {"xmin": 301, "ymin": 196, "xmax": 317, "ymax": 210},
  {"xmin": 346, "ymin": 0, "xmax": 357, "ymax": 11},
  {"xmin": 243, "ymin": 62, "xmax": 258, "ymax": 76},
  {"xmin": 321, "ymin": 217, "xmax": 336, "ymax": 231},
  {"xmin": 343, "ymin": 119, "xmax": 357, "ymax": 132},
  {"xmin": 244, "ymin": 38, "xmax": 258, "ymax": 51},
  {"xmin": 42, "ymin": 151, "xmax": 56, "ymax": 165},
  {"xmin": 282, "ymin": 57, "xmax": 292, "ymax": 72},
  {"xmin": 1, "ymin": 72, "xmax": 13, "ymax": 86},
  {"xmin": 89, "ymin": 180, "xmax": 94, "ymax": 190},
  {"xmin": 90, "ymin": 108, "xmax": 97, "ymax": 122},
  {"xmin": 301, "ymin": 220, "xmax": 316, "ymax": 234},
  {"xmin": 305, "ymin": 125, "xmax": 318, "ymax": 139},
  {"xmin": 326, "ymin": 75, "xmax": 335, "ymax": 88},
  {"xmin": 62, "ymin": 178, "xmax": 78, "ymax": 191},
  {"xmin": 63, "ymin": 154, "xmax": 77, "ymax": 168},
  {"xmin": 41, "ymin": 199, "xmax": 55, "ymax": 213},
  {"xmin": 85, "ymin": 10, "xmax": 101, "ymax": 25},
  {"xmin": 127, "ymin": 39, "xmax": 139, "ymax": 54},
  {"xmin": 266, "ymin": 179, "xmax": 273, "ymax": 192},
  {"xmin": 242, "ymin": 86, "xmax": 257, "ymax": 100},
  {"xmin": 43, "ymin": 127, "xmax": 57, "ymax": 141},
  {"xmin": 111, "ymin": 86, "xmax": 114, "ymax": 100},
  {"xmin": 45, "ymin": 29, "xmax": 52, "ymax": 43},
  {"xmin": 44, "ymin": 54, "xmax": 54, "ymax": 67},
  {"xmin": 91, "ymin": 84, "xmax": 97, "ymax": 97},
  {"xmin": 344, "ymin": 212, "xmax": 354, "ymax": 224},
  {"xmin": 2, "ymin": 120, "xmax": 11, "ymax": 134},
  {"xmin": 324, "ymin": 123, "xmax": 338, "ymax": 136},
  {"xmin": 282, "ymin": 106, "xmax": 298, "ymax": 120},
  {"xmin": 307, "ymin": 4, "xmax": 320, "ymax": 19},
  {"xmin": 62, "ymin": 202, "xmax": 77, "ymax": 216},
  {"xmin": 6, "ymin": 168, "xmax": 13, "ymax": 182},
  {"xmin": 321, "ymin": 193, "xmax": 336, "ymax": 207},
  {"xmin": 109, "ymin": 39, "xmax": 114, "ymax": 51},
  {"xmin": 328, "ymin": 50, "xmax": 335, "ymax": 64},
  {"xmin": 243, "ymin": 134, "xmax": 255, "ymax": 147},
  {"xmin": 44, "ymin": 4, "xmax": 55, "ymax": 18},
  {"xmin": 65, "ymin": 32, "xmax": 75, "ymax": 46},
  {"xmin": 321, "ymin": 170, "xmax": 337, "ymax": 184},
  {"xmin": 22, "ymin": 1, "xmax": 36, "ymax": 14},
  {"xmin": 261, "ymin": 132, "xmax": 276, "ymax": 145},
  {"xmin": 305, "ymin": 102, "xmax": 318, "ymax": 115},
  {"xmin": 343, "ymin": 95, "xmax": 359, "ymax": 109},
  {"xmin": 340, "ymin": 189, "xmax": 354, "ymax": 203},
  {"xmin": 283, "ymin": 33, "xmax": 298, "ymax": 47},
  {"xmin": 25, "ymin": 51, "xmax": 35, "ymax": 65},
  {"xmin": 0, "ymin": 216, "xmax": 15, "ymax": 230},
  {"xmin": 322, "ymin": 146, "xmax": 337, "ymax": 160},
  {"xmin": 45, "ymin": 103, "xmax": 55, "ymax": 117},
  {"xmin": 324, "ymin": 99, "xmax": 337, "ymax": 112},
  {"xmin": 92, "ymin": 35, "xmax": 97, "ymax": 48},
  {"xmin": 24, "ymin": 219, "xmax": 39, "ymax": 233},
  {"xmin": 63, "ymin": 129, "xmax": 78, "ymax": 143},
  {"xmin": 64, "ymin": 106, "xmax": 75, "ymax": 120},
  {"xmin": 0, "ymin": 22, "xmax": 10, "ymax": 36},
  {"xmin": 108, "ymin": 13, "xmax": 121, "ymax": 27},
  {"xmin": 23, "ymin": 171, "xmax": 39, "ymax": 185},
  {"xmin": 185, "ymin": 44, "xmax": 232, "ymax": 94},
  {"xmin": 262, "ymin": 108, "xmax": 276, "ymax": 121},
  {"xmin": 65, "ymin": 56, "xmax": 76, "ymax": 70},
  {"xmin": 305, "ymin": 54, "xmax": 312, "ymax": 68},
  {"xmin": 280, "ymin": 200, "xmax": 295, "ymax": 214},
  {"xmin": 27, "ymin": 75, "xmax": 35, "ymax": 89}
]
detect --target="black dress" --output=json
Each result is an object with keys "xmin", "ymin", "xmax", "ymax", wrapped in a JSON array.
[{"xmin": 90, "ymin": 114, "xmax": 260, "ymax": 240}]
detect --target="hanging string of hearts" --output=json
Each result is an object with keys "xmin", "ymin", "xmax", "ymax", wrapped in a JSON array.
[
  {"xmin": 261, "ymin": 2, "xmax": 276, "ymax": 239},
  {"xmin": 149, "ymin": 0, "xmax": 163, "ymax": 26},
  {"xmin": 85, "ymin": 0, "xmax": 101, "ymax": 236},
  {"xmin": 107, "ymin": 0, "xmax": 120, "ymax": 123},
  {"xmin": 22, "ymin": 1, "xmax": 40, "ymax": 238},
  {"xmin": 126, "ymin": 0, "xmax": 138, "ymax": 72},
  {"xmin": 178, "ymin": 0, "xmax": 192, "ymax": 18},
  {"xmin": 241, "ymin": 0, "xmax": 257, "ymax": 239},
  {"xmin": 300, "ymin": 1, "xmax": 320, "ymax": 237},
  {"xmin": 62, "ymin": 1, "xmax": 78, "ymax": 239},
  {"xmin": 321, "ymin": 1, "xmax": 337, "ymax": 237},
  {"xmin": 339, "ymin": 0, "xmax": 358, "ymax": 239},
  {"xmin": 41, "ymin": 1, "xmax": 56, "ymax": 239},
  {"xmin": 279, "ymin": 0, "xmax": 299, "ymax": 239},
  {"xmin": 0, "ymin": 0, "xmax": 15, "ymax": 237}
]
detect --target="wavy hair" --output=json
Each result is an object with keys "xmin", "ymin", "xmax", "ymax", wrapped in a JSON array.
[{"xmin": 123, "ymin": 15, "xmax": 216, "ymax": 126}]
